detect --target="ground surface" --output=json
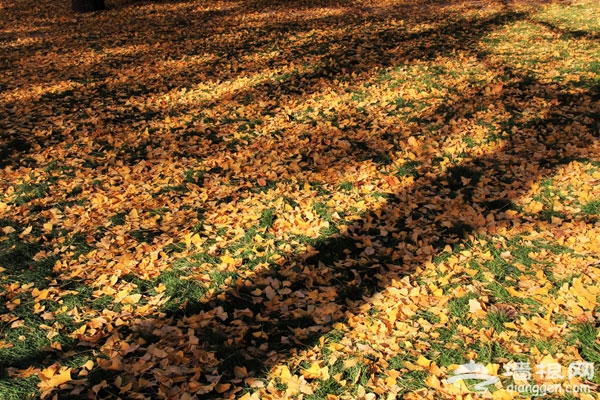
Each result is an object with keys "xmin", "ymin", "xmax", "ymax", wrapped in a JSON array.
[{"xmin": 1, "ymin": 0, "xmax": 600, "ymax": 398}]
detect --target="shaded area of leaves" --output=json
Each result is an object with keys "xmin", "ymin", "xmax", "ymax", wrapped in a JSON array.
[{"xmin": 1, "ymin": 0, "xmax": 600, "ymax": 398}]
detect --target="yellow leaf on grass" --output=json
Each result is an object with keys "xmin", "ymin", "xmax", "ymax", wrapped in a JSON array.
[
  {"xmin": 9, "ymin": 366, "xmax": 41, "ymax": 378},
  {"xmin": 191, "ymin": 233, "xmax": 202, "ymax": 245},
  {"xmin": 122, "ymin": 293, "xmax": 142, "ymax": 304},
  {"xmin": 416, "ymin": 355, "xmax": 431, "ymax": 368},
  {"xmin": 302, "ymin": 362, "xmax": 329, "ymax": 380},
  {"xmin": 83, "ymin": 360, "xmax": 94, "ymax": 370},
  {"xmin": 72, "ymin": 324, "xmax": 86, "ymax": 336},
  {"xmin": 385, "ymin": 369, "xmax": 401, "ymax": 386},
  {"xmin": 528, "ymin": 200, "xmax": 544, "ymax": 213},
  {"xmin": 220, "ymin": 254, "xmax": 237, "ymax": 267},
  {"xmin": 469, "ymin": 298, "xmax": 483, "ymax": 313},
  {"xmin": 329, "ymin": 342, "xmax": 345, "ymax": 351},
  {"xmin": 10, "ymin": 320, "xmax": 25, "ymax": 328},
  {"xmin": 114, "ymin": 289, "xmax": 131, "ymax": 303},
  {"xmin": 286, "ymin": 374, "xmax": 314, "ymax": 396},
  {"xmin": 221, "ymin": 254, "xmax": 241, "ymax": 269},
  {"xmin": 504, "ymin": 322, "xmax": 518, "ymax": 330},
  {"xmin": 273, "ymin": 365, "xmax": 292, "ymax": 380},
  {"xmin": 128, "ymin": 208, "xmax": 139, "ymax": 219},
  {"xmin": 425, "ymin": 374, "xmax": 440, "ymax": 389},
  {"xmin": 32, "ymin": 288, "xmax": 50, "ymax": 300},
  {"xmin": 39, "ymin": 365, "xmax": 72, "ymax": 393}
]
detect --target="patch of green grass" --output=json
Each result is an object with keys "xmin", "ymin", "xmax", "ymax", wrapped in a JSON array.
[
  {"xmin": 209, "ymin": 270, "xmax": 237, "ymax": 286},
  {"xmin": 371, "ymin": 152, "xmax": 392, "ymax": 166},
  {"xmin": 412, "ymin": 309, "xmax": 441, "ymax": 324},
  {"xmin": 463, "ymin": 136, "xmax": 476, "ymax": 148},
  {"xmin": 534, "ymin": 1, "xmax": 600, "ymax": 36},
  {"xmin": 388, "ymin": 354, "xmax": 410, "ymax": 370},
  {"xmin": 0, "ymin": 317, "xmax": 52, "ymax": 370},
  {"xmin": 12, "ymin": 181, "xmax": 50, "ymax": 206},
  {"xmin": 91, "ymin": 295, "xmax": 114, "ymax": 310},
  {"xmin": 568, "ymin": 323, "xmax": 600, "ymax": 366},
  {"xmin": 485, "ymin": 310, "xmax": 511, "ymax": 332},
  {"xmin": 486, "ymin": 281, "xmax": 514, "ymax": 303},
  {"xmin": 259, "ymin": 208, "xmax": 276, "ymax": 229},
  {"xmin": 156, "ymin": 184, "xmax": 189, "ymax": 196},
  {"xmin": 0, "ymin": 376, "xmax": 39, "ymax": 400},
  {"xmin": 319, "ymin": 224, "xmax": 341, "ymax": 237},
  {"xmin": 307, "ymin": 181, "xmax": 331, "ymax": 196},
  {"xmin": 447, "ymin": 292, "xmax": 479, "ymax": 320},
  {"xmin": 130, "ymin": 229, "xmax": 161, "ymax": 244},
  {"xmin": 393, "ymin": 96, "xmax": 409, "ymax": 109},
  {"xmin": 66, "ymin": 185, "xmax": 83, "ymax": 198},
  {"xmin": 432, "ymin": 250, "xmax": 452, "ymax": 264},
  {"xmin": 532, "ymin": 239, "xmax": 574, "ymax": 255},
  {"xmin": 430, "ymin": 340, "xmax": 467, "ymax": 367},
  {"xmin": 551, "ymin": 313, "xmax": 568, "ymax": 326},
  {"xmin": 526, "ymin": 337, "xmax": 560, "ymax": 355},
  {"xmin": 397, "ymin": 370, "xmax": 429, "ymax": 393},
  {"xmin": 305, "ymin": 377, "xmax": 345, "ymax": 399},
  {"xmin": 484, "ymin": 254, "xmax": 527, "ymax": 284},
  {"xmin": 118, "ymin": 144, "xmax": 148, "ymax": 164},
  {"xmin": 324, "ymin": 329, "xmax": 344, "ymax": 345},
  {"xmin": 283, "ymin": 196, "xmax": 299, "ymax": 209},
  {"xmin": 66, "ymin": 232, "xmax": 94, "ymax": 258},
  {"xmin": 582, "ymin": 199, "xmax": 600, "ymax": 215},
  {"xmin": 395, "ymin": 161, "xmax": 421, "ymax": 178},
  {"xmin": 156, "ymin": 262, "xmax": 209, "ymax": 314},
  {"xmin": 109, "ymin": 211, "xmax": 128, "ymax": 226},
  {"xmin": 0, "ymin": 237, "xmax": 58, "ymax": 288},
  {"xmin": 510, "ymin": 244, "xmax": 537, "ymax": 268},
  {"xmin": 343, "ymin": 359, "xmax": 370, "ymax": 388},
  {"xmin": 250, "ymin": 179, "xmax": 277, "ymax": 194},
  {"xmin": 184, "ymin": 169, "xmax": 205, "ymax": 186},
  {"xmin": 338, "ymin": 181, "xmax": 353, "ymax": 191},
  {"xmin": 313, "ymin": 202, "xmax": 332, "ymax": 220}
]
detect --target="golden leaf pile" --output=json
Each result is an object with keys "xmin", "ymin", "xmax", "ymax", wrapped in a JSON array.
[{"xmin": 1, "ymin": 0, "xmax": 599, "ymax": 398}]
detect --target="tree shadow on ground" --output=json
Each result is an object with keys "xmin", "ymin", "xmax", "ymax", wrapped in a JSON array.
[
  {"xmin": 77, "ymin": 9, "xmax": 600, "ymax": 400},
  {"xmin": 1, "ymin": 0, "xmax": 599, "ymax": 398},
  {"xmin": 114, "ymin": 68, "xmax": 597, "ymax": 398}
]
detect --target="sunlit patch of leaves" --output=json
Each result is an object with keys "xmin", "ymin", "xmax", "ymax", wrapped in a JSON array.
[{"xmin": 1, "ymin": 0, "xmax": 600, "ymax": 398}]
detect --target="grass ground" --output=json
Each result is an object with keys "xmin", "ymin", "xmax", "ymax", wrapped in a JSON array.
[{"xmin": 1, "ymin": 0, "xmax": 600, "ymax": 398}]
